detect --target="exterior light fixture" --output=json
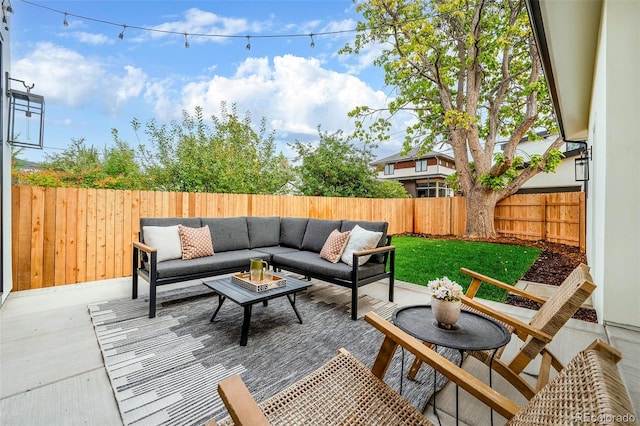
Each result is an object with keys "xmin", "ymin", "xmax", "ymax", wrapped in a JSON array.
[
  {"xmin": 6, "ymin": 72, "xmax": 45, "ymax": 149},
  {"xmin": 574, "ymin": 145, "xmax": 591, "ymax": 182}
]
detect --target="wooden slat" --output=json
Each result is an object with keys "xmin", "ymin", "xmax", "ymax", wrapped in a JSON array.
[
  {"xmin": 29, "ymin": 187, "xmax": 45, "ymax": 289},
  {"xmin": 104, "ymin": 190, "xmax": 115, "ymax": 279},
  {"xmin": 95, "ymin": 189, "xmax": 107, "ymax": 280},
  {"xmin": 54, "ymin": 188, "xmax": 67, "ymax": 286},
  {"xmin": 76, "ymin": 188, "xmax": 88, "ymax": 284},
  {"xmin": 11, "ymin": 186, "xmax": 20, "ymax": 290},
  {"xmin": 122, "ymin": 190, "xmax": 133, "ymax": 276},
  {"xmin": 16, "ymin": 187, "xmax": 32, "ymax": 290},
  {"xmin": 85, "ymin": 189, "xmax": 97, "ymax": 282},
  {"xmin": 43, "ymin": 187, "xmax": 57, "ymax": 287},
  {"xmin": 113, "ymin": 190, "xmax": 124, "ymax": 278},
  {"xmin": 65, "ymin": 188, "xmax": 78, "ymax": 284}
]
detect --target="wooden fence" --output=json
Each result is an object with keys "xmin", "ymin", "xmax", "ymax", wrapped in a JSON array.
[{"xmin": 10, "ymin": 186, "xmax": 584, "ymax": 291}]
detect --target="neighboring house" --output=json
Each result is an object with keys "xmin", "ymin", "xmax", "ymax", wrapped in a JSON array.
[
  {"xmin": 505, "ymin": 133, "xmax": 584, "ymax": 194},
  {"xmin": 373, "ymin": 148, "xmax": 456, "ymax": 197},
  {"xmin": 526, "ymin": 0, "xmax": 640, "ymax": 329}
]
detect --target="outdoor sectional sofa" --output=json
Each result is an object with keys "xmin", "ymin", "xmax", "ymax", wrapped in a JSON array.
[{"xmin": 132, "ymin": 216, "xmax": 395, "ymax": 320}]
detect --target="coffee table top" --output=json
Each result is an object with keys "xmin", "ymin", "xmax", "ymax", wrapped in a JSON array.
[
  {"xmin": 204, "ymin": 275, "xmax": 312, "ymax": 306},
  {"xmin": 393, "ymin": 305, "xmax": 511, "ymax": 352}
]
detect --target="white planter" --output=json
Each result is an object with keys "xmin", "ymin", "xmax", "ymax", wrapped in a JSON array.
[{"xmin": 431, "ymin": 297, "xmax": 462, "ymax": 326}]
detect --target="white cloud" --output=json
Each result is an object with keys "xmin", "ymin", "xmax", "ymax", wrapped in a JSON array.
[
  {"xmin": 70, "ymin": 31, "xmax": 114, "ymax": 46},
  {"xmin": 145, "ymin": 8, "xmax": 267, "ymax": 44},
  {"xmin": 173, "ymin": 54, "xmax": 390, "ymax": 139},
  {"xmin": 12, "ymin": 42, "xmax": 147, "ymax": 114}
]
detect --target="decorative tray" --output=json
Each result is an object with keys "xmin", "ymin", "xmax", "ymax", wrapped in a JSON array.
[{"xmin": 231, "ymin": 272, "xmax": 287, "ymax": 292}]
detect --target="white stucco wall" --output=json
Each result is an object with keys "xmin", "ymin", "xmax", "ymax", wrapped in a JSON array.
[
  {"xmin": 519, "ymin": 157, "xmax": 579, "ymax": 190},
  {"xmin": 587, "ymin": 0, "xmax": 640, "ymax": 329},
  {"xmin": 1, "ymin": 16, "xmax": 11, "ymax": 304}
]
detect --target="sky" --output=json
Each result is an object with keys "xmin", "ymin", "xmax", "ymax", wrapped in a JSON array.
[{"xmin": 9, "ymin": 0, "xmax": 411, "ymax": 164}]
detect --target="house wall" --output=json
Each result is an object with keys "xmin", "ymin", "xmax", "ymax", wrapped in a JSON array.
[
  {"xmin": 1, "ymin": 15, "xmax": 11, "ymax": 304},
  {"xmin": 519, "ymin": 158, "xmax": 581, "ymax": 192},
  {"xmin": 377, "ymin": 164, "xmax": 456, "ymax": 180},
  {"xmin": 588, "ymin": 0, "xmax": 640, "ymax": 329}
]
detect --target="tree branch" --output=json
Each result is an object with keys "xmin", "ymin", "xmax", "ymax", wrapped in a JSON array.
[{"xmin": 502, "ymin": 136, "xmax": 565, "ymax": 198}]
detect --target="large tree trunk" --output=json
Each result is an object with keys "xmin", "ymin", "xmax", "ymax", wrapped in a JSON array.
[{"xmin": 464, "ymin": 189, "xmax": 501, "ymax": 238}]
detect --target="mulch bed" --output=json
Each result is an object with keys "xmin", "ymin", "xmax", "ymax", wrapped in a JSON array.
[{"xmin": 412, "ymin": 233, "xmax": 597, "ymax": 323}]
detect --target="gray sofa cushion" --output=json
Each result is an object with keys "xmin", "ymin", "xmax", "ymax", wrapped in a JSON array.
[
  {"xmin": 201, "ymin": 217, "xmax": 250, "ymax": 253},
  {"xmin": 155, "ymin": 249, "xmax": 269, "ymax": 279},
  {"xmin": 301, "ymin": 219, "xmax": 343, "ymax": 253},
  {"xmin": 252, "ymin": 246, "xmax": 300, "ymax": 257},
  {"xmin": 140, "ymin": 217, "xmax": 202, "ymax": 243},
  {"xmin": 272, "ymin": 251, "xmax": 386, "ymax": 282},
  {"xmin": 247, "ymin": 216, "xmax": 281, "ymax": 248},
  {"xmin": 340, "ymin": 220, "xmax": 389, "ymax": 263},
  {"xmin": 280, "ymin": 218, "xmax": 309, "ymax": 249}
]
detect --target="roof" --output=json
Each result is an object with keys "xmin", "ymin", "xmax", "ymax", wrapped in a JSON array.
[
  {"xmin": 373, "ymin": 147, "xmax": 454, "ymax": 165},
  {"xmin": 525, "ymin": 0, "xmax": 602, "ymax": 141}
]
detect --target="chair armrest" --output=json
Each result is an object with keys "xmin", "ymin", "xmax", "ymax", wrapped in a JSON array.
[
  {"xmin": 353, "ymin": 245, "xmax": 395, "ymax": 257},
  {"xmin": 461, "ymin": 267, "xmax": 547, "ymax": 304},
  {"xmin": 365, "ymin": 312, "xmax": 521, "ymax": 420},
  {"xmin": 133, "ymin": 241, "xmax": 157, "ymax": 254},
  {"xmin": 217, "ymin": 375, "xmax": 270, "ymax": 426},
  {"xmin": 461, "ymin": 296, "xmax": 552, "ymax": 343}
]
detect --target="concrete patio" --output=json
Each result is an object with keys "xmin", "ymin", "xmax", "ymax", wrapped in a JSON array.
[{"xmin": 1, "ymin": 277, "xmax": 638, "ymax": 425}]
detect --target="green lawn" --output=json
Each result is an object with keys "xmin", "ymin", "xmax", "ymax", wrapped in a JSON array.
[{"xmin": 392, "ymin": 236, "xmax": 542, "ymax": 302}]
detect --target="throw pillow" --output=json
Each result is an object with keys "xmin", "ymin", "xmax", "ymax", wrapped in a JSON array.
[
  {"xmin": 142, "ymin": 225, "xmax": 183, "ymax": 262},
  {"xmin": 178, "ymin": 225, "xmax": 214, "ymax": 260},
  {"xmin": 340, "ymin": 224, "xmax": 383, "ymax": 266},
  {"xmin": 319, "ymin": 229, "xmax": 351, "ymax": 263}
]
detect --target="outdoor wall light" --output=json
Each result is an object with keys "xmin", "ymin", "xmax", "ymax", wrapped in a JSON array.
[
  {"xmin": 5, "ymin": 72, "xmax": 45, "ymax": 149},
  {"xmin": 574, "ymin": 145, "xmax": 591, "ymax": 182}
]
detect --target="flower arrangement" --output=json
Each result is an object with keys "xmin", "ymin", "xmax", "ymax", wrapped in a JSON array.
[{"xmin": 427, "ymin": 277, "xmax": 464, "ymax": 302}]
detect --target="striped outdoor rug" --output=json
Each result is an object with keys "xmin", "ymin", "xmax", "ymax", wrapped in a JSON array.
[{"xmin": 89, "ymin": 280, "xmax": 457, "ymax": 425}]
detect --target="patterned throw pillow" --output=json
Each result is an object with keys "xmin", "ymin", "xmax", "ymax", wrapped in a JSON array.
[
  {"xmin": 319, "ymin": 229, "xmax": 351, "ymax": 263},
  {"xmin": 178, "ymin": 225, "xmax": 214, "ymax": 260}
]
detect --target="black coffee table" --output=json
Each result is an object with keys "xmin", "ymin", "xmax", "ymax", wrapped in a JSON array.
[
  {"xmin": 204, "ymin": 275, "xmax": 312, "ymax": 346},
  {"xmin": 393, "ymin": 305, "xmax": 511, "ymax": 425}
]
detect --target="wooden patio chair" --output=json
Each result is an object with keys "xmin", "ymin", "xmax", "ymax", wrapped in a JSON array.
[
  {"xmin": 207, "ymin": 312, "xmax": 636, "ymax": 426},
  {"xmin": 458, "ymin": 262, "xmax": 596, "ymax": 399}
]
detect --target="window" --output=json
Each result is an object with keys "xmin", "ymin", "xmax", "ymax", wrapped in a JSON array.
[
  {"xmin": 416, "ymin": 181, "xmax": 453, "ymax": 198},
  {"xmin": 415, "ymin": 159, "xmax": 427, "ymax": 172},
  {"xmin": 384, "ymin": 163, "xmax": 394, "ymax": 175}
]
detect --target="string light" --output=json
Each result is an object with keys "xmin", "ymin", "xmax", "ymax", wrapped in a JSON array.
[
  {"xmin": 20, "ymin": 0, "xmax": 468, "ymax": 49},
  {"xmin": 184, "ymin": 32, "xmax": 189, "ymax": 48}
]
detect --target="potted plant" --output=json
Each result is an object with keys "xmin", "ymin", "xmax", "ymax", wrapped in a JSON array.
[{"xmin": 427, "ymin": 277, "xmax": 464, "ymax": 328}]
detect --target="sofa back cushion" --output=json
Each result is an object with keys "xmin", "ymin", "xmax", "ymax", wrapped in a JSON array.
[
  {"xmin": 301, "ymin": 219, "xmax": 343, "ymax": 253},
  {"xmin": 140, "ymin": 217, "xmax": 202, "ymax": 244},
  {"xmin": 247, "ymin": 216, "xmax": 281, "ymax": 248},
  {"xmin": 341, "ymin": 220, "xmax": 389, "ymax": 263},
  {"xmin": 140, "ymin": 218, "xmax": 201, "ymax": 235},
  {"xmin": 142, "ymin": 225, "xmax": 183, "ymax": 262},
  {"xmin": 201, "ymin": 217, "xmax": 250, "ymax": 253},
  {"xmin": 280, "ymin": 218, "xmax": 309, "ymax": 249}
]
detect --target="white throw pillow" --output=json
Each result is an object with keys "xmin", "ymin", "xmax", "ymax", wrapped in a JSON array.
[
  {"xmin": 142, "ymin": 225, "xmax": 183, "ymax": 262},
  {"xmin": 340, "ymin": 225, "xmax": 383, "ymax": 266}
]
